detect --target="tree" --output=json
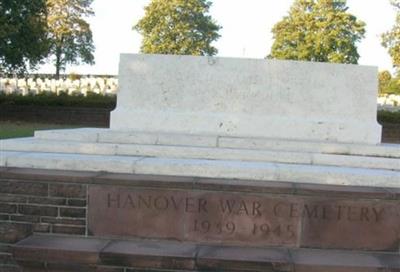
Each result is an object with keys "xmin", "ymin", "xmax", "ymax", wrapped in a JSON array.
[
  {"xmin": 379, "ymin": 70, "xmax": 400, "ymax": 94},
  {"xmin": 379, "ymin": 70, "xmax": 392, "ymax": 94},
  {"xmin": 269, "ymin": 0, "xmax": 365, "ymax": 64},
  {"xmin": 382, "ymin": 0, "xmax": 400, "ymax": 71},
  {"xmin": 46, "ymin": 0, "xmax": 95, "ymax": 78},
  {"xmin": 386, "ymin": 77, "xmax": 400, "ymax": 94},
  {"xmin": 0, "ymin": 0, "xmax": 49, "ymax": 74},
  {"xmin": 135, "ymin": 0, "xmax": 221, "ymax": 56}
]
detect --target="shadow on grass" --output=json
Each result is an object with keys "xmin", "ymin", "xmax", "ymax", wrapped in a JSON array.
[{"xmin": 0, "ymin": 121, "xmax": 83, "ymax": 139}]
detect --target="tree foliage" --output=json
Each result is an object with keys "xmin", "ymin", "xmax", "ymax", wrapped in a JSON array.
[
  {"xmin": 0, "ymin": 0, "xmax": 49, "ymax": 73},
  {"xmin": 379, "ymin": 70, "xmax": 393, "ymax": 94},
  {"xmin": 135, "ymin": 0, "xmax": 221, "ymax": 56},
  {"xmin": 379, "ymin": 70, "xmax": 400, "ymax": 94},
  {"xmin": 46, "ymin": 0, "xmax": 95, "ymax": 78},
  {"xmin": 269, "ymin": 0, "xmax": 365, "ymax": 64},
  {"xmin": 382, "ymin": 0, "xmax": 400, "ymax": 71}
]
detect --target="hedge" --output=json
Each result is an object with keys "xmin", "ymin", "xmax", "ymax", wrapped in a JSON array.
[
  {"xmin": 0, "ymin": 92, "xmax": 116, "ymax": 108},
  {"xmin": 378, "ymin": 110, "xmax": 400, "ymax": 124}
]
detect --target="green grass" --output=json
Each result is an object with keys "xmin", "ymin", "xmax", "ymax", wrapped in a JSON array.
[{"xmin": 0, "ymin": 121, "xmax": 81, "ymax": 139}]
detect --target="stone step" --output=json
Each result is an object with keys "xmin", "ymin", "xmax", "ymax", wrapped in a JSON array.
[
  {"xmin": 1, "ymin": 151, "xmax": 399, "ymax": 188},
  {"xmin": 2, "ymin": 137, "xmax": 400, "ymax": 171},
  {"xmin": 12, "ymin": 235, "xmax": 400, "ymax": 272},
  {"xmin": 33, "ymin": 128, "xmax": 400, "ymax": 158}
]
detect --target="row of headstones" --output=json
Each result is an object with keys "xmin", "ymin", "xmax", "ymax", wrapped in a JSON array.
[
  {"xmin": 0, "ymin": 77, "xmax": 118, "ymax": 96},
  {"xmin": 377, "ymin": 94, "xmax": 400, "ymax": 107}
]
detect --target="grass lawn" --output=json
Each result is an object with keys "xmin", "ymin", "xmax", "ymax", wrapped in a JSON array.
[{"xmin": 0, "ymin": 121, "xmax": 81, "ymax": 139}]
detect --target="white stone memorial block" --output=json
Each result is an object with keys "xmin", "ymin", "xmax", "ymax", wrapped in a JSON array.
[{"xmin": 110, "ymin": 54, "xmax": 381, "ymax": 144}]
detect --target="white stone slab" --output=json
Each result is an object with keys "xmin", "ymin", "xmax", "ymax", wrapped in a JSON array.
[
  {"xmin": 116, "ymin": 144, "xmax": 313, "ymax": 165},
  {"xmin": 0, "ymin": 151, "xmax": 25, "ymax": 167},
  {"xmin": 273, "ymin": 163, "xmax": 400, "ymax": 188},
  {"xmin": 219, "ymin": 137, "xmax": 400, "ymax": 158},
  {"xmin": 131, "ymin": 157, "xmax": 400, "ymax": 188},
  {"xmin": 311, "ymin": 153, "xmax": 400, "ymax": 171},
  {"xmin": 36, "ymin": 128, "xmax": 218, "ymax": 147},
  {"xmin": 98, "ymin": 130, "xmax": 159, "ymax": 145},
  {"xmin": 30, "ymin": 129, "xmax": 400, "ymax": 158},
  {"xmin": 1, "ymin": 149, "xmax": 399, "ymax": 187},
  {"xmin": 5, "ymin": 152, "xmax": 143, "ymax": 173},
  {"xmin": 111, "ymin": 54, "xmax": 381, "ymax": 144},
  {"xmin": 34, "ymin": 128, "xmax": 105, "ymax": 142},
  {"xmin": 1, "ymin": 138, "xmax": 117, "ymax": 155},
  {"xmin": 348, "ymin": 144, "xmax": 400, "ymax": 158},
  {"xmin": 2, "ymin": 137, "xmax": 399, "ymax": 171},
  {"xmin": 133, "ymin": 158, "xmax": 280, "ymax": 182},
  {"xmin": 98, "ymin": 130, "xmax": 217, "ymax": 147}
]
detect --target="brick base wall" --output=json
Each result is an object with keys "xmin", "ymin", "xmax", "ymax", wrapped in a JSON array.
[{"xmin": 0, "ymin": 175, "xmax": 87, "ymax": 271}]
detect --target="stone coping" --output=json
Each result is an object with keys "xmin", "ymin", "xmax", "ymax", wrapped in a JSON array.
[{"xmin": 12, "ymin": 234, "xmax": 400, "ymax": 271}]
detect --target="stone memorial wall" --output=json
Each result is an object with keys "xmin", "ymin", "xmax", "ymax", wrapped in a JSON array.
[{"xmin": 112, "ymin": 54, "xmax": 381, "ymax": 144}]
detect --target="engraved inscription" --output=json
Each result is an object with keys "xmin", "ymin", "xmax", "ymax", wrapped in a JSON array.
[
  {"xmin": 88, "ymin": 185, "xmax": 399, "ymax": 250},
  {"xmin": 252, "ymin": 223, "xmax": 295, "ymax": 239},
  {"xmin": 107, "ymin": 193, "xmax": 208, "ymax": 213},
  {"xmin": 193, "ymin": 220, "xmax": 236, "ymax": 234},
  {"xmin": 106, "ymin": 192, "xmax": 386, "ymax": 222},
  {"xmin": 272, "ymin": 202, "xmax": 385, "ymax": 222}
]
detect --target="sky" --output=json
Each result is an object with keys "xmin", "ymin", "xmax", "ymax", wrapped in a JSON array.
[{"xmin": 38, "ymin": 0, "xmax": 397, "ymax": 75}]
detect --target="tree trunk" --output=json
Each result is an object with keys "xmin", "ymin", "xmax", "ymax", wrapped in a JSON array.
[
  {"xmin": 55, "ymin": 45, "xmax": 61, "ymax": 79},
  {"xmin": 55, "ymin": 36, "xmax": 64, "ymax": 79}
]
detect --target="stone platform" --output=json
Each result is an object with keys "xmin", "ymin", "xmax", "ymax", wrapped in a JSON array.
[{"xmin": 1, "ymin": 128, "xmax": 399, "ymax": 187}]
